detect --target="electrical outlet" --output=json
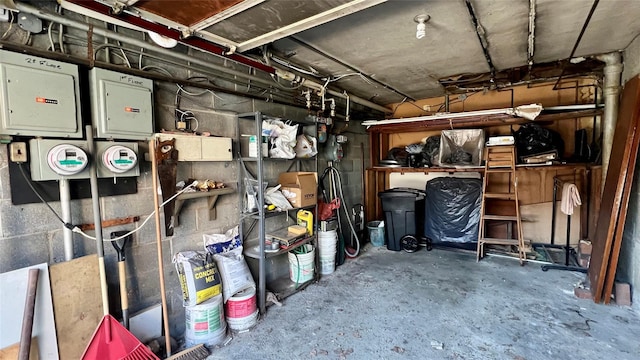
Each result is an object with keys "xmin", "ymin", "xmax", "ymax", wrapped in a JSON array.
[
  {"xmin": 0, "ymin": 9, "xmax": 9, "ymax": 23},
  {"xmin": 9, "ymin": 142, "xmax": 27, "ymax": 163}
]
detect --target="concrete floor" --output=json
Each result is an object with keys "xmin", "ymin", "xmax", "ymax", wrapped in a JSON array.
[{"xmin": 205, "ymin": 245, "xmax": 640, "ymax": 360}]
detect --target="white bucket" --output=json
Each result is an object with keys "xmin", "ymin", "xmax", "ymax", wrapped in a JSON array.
[
  {"xmin": 227, "ymin": 310, "xmax": 259, "ymax": 332},
  {"xmin": 185, "ymin": 295, "xmax": 227, "ymax": 348},
  {"xmin": 318, "ymin": 230, "xmax": 337, "ymax": 257},
  {"xmin": 319, "ymin": 256, "xmax": 336, "ymax": 275},
  {"xmin": 288, "ymin": 245, "xmax": 315, "ymax": 283},
  {"xmin": 225, "ymin": 287, "xmax": 257, "ymax": 318}
]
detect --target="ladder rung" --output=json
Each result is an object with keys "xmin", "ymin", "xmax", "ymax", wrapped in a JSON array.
[
  {"xmin": 483, "ymin": 215, "xmax": 519, "ymax": 221},
  {"xmin": 479, "ymin": 238, "xmax": 521, "ymax": 246},
  {"xmin": 484, "ymin": 192, "xmax": 516, "ymax": 200}
]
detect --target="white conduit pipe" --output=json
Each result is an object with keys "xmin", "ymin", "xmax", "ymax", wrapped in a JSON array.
[
  {"xmin": 59, "ymin": 178, "xmax": 73, "ymax": 261},
  {"xmin": 596, "ymin": 52, "xmax": 623, "ymax": 191},
  {"xmin": 15, "ymin": 2, "xmax": 391, "ymax": 115}
]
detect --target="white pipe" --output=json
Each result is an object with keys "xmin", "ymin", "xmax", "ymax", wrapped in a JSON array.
[
  {"xmin": 16, "ymin": 2, "xmax": 392, "ymax": 114},
  {"xmin": 596, "ymin": 52, "xmax": 623, "ymax": 190},
  {"xmin": 59, "ymin": 178, "xmax": 73, "ymax": 261}
]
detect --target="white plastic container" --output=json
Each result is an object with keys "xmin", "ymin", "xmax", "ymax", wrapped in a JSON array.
[
  {"xmin": 288, "ymin": 245, "xmax": 315, "ymax": 283},
  {"xmin": 184, "ymin": 295, "xmax": 227, "ymax": 348}
]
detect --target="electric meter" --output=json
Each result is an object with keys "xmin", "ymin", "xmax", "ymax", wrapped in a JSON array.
[
  {"xmin": 46, "ymin": 144, "xmax": 89, "ymax": 176},
  {"xmin": 102, "ymin": 145, "xmax": 138, "ymax": 173}
]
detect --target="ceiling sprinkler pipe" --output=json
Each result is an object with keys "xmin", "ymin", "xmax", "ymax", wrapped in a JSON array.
[{"xmin": 595, "ymin": 52, "xmax": 623, "ymax": 191}]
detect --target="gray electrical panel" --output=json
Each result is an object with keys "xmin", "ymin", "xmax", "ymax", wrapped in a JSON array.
[
  {"xmin": 29, "ymin": 139, "xmax": 90, "ymax": 181},
  {"xmin": 90, "ymin": 68, "xmax": 154, "ymax": 140},
  {"xmin": 0, "ymin": 50, "xmax": 83, "ymax": 138}
]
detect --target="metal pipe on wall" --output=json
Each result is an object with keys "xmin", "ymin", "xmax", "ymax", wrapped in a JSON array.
[
  {"xmin": 86, "ymin": 125, "xmax": 109, "ymax": 316},
  {"xmin": 596, "ymin": 52, "xmax": 623, "ymax": 190},
  {"xmin": 15, "ymin": 2, "xmax": 391, "ymax": 115},
  {"xmin": 59, "ymin": 178, "xmax": 73, "ymax": 261}
]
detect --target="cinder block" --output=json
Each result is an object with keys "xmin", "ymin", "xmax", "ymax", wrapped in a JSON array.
[
  {"xmin": 0, "ymin": 233, "xmax": 50, "ymax": 273},
  {"xmin": 253, "ymin": 100, "xmax": 286, "ymax": 118},
  {"xmin": 579, "ymin": 240, "xmax": 592, "ymax": 256},
  {"xmin": 574, "ymin": 286, "xmax": 592, "ymax": 299},
  {"xmin": 0, "ymin": 199, "xmax": 62, "ymax": 237},
  {"xmin": 614, "ymin": 282, "xmax": 632, "ymax": 306}
]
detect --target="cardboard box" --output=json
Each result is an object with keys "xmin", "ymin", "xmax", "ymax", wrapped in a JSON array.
[{"xmin": 279, "ymin": 171, "xmax": 317, "ymax": 208}]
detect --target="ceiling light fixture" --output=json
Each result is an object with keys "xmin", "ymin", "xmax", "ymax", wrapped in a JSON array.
[{"xmin": 414, "ymin": 14, "xmax": 430, "ymax": 40}]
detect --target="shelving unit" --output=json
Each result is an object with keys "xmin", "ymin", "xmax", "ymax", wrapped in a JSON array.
[{"xmin": 236, "ymin": 112, "xmax": 318, "ymax": 314}]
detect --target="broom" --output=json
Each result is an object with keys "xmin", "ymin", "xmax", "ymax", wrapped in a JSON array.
[{"xmin": 165, "ymin": 344, "xmax": 210, "ymax": 360}]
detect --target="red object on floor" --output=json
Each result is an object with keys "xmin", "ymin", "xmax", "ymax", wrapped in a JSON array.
[{"xmin": 81, "ymin": 314, "xmax": 159, "ymax": 360}]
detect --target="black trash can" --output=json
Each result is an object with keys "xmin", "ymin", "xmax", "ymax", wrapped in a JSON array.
[{"xmin": 378, "ymin": 188, "xmax": 425, "ymax": 251}]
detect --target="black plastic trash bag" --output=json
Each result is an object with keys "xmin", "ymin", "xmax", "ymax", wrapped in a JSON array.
[
  {"xmin": 421, "ymin": 136, "xmax": 441, "ymax": 166},
  {"xmin": 424, "ymin": 177, "xmax": 482, "ymax": 246},
  {"xmin": 512, "ymin": 123, "xmax": 565, "ymax": 159}
]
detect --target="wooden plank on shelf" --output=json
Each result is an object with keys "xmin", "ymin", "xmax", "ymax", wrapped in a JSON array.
[
  {"xmin": 367, "ymin": 109, "xmax": 602, "ymax": 133},
  {"xmin": 588, "ymin": 75, "xmax": 640, "ymax": 303},
  {"xmin": 49, "ymin": 255, "xmax": 103, "ymax": 360}
]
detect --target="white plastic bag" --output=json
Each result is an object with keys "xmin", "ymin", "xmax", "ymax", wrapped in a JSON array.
[
  {"xmin": 203, "ymin": 226, "xmax": 241, "ymax": 254},
  {"xmin": 262, "ymin": 119, "xmax": 298, "ymax": 159},
  {"xmin": 213, "ymin": 247, "xmax": 256, "ymax": 303},
  {"xmin": 295, "ymin": 134, "xmax": 318, "ymax": 158},
  {"xmin": 264, "ymin": 186, "xmax": 293, "ymax": 211}
]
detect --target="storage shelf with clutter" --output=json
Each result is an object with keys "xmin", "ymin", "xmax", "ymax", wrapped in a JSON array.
[{"xmin": 235, "ymin": 112, "xmax": 320, "ymax": 314}]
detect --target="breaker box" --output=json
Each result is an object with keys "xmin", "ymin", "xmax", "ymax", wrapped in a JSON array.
[
  {"xmin": 0, "ymin": 50, "xmax": 83, "ymax": 138},
  {"xmin": 95, "ymin": 141, "xmax": 140, "ymax": 178},
  {"xmin": 90, "ymin": 68, "xmax": 154, "ymax": 140},
  {"xmin": 29, "ymin": 139, "xmax": 91, "ymax": 181}
]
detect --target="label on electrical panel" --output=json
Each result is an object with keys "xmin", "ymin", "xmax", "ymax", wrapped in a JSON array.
[
  {"xmin": 35, "ymin": 97, "xmax": 59, "ymax": 105},
  {"xmin": 124, "ymin": 107, "xmax": 140, "ymax": 113},
  {"xmin": 114, "ymin": 159, "xmax": 134, "ymax": 164}
]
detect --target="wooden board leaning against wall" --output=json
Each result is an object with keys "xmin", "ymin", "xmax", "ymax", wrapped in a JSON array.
[{"xmin": 365, "ymin": 79, "xmax": 602, "ymax": 245}]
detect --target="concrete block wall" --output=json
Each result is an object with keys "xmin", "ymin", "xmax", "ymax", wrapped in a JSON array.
[
  {"xmin": 0, "ymin": 8, "xmax": 373, "ymax": 337},
  {"xmin": 619, "ymin": 36, "xmax": 640, "ymax": 311}
]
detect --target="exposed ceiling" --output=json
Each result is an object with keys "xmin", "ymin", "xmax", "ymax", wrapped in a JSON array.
[{"xmin": 59, "ymin": 0, "xmax": 640, "ymax": 106}]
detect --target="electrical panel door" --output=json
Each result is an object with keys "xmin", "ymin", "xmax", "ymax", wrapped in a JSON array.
[
  {"xmin": 0, "ymin": 50, "xmax": 82, "ymax": 138},
  {"xmin": 90, "ymin": 68, "xmax": 154, "ymax": 140}
]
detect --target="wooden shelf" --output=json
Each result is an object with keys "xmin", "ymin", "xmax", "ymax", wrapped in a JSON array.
[
  {"xmin": 367, "ymin": 163, "xmax": 592, "ymax": 173},
  {"xmin": 173, "ymin": 188, "xmax": 235, "ymax": 226},
  {"xmin": 367, "ymin": 109, "xmax": 603, "ymax": 133}
]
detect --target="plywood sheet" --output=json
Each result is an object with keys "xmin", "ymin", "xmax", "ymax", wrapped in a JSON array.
[
  {"xmin": 602, "ymin": 83, "xmax": 640, "ymax": 303},
  {"xmin": 49, "ymin": 255, "xmax": 103, "ymax": 360},
  {"xmin": 0, "ymin": 263, "xmax": 58, "ymax": 359},
  {"xmin": 589, "ymin": 75, "xmax": 640, "ymax": 302}
]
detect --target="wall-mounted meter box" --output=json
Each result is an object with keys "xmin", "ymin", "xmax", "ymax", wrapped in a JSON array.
[
  {"xmin": 29, "ymin": 139, "xmax": 90, "ymax": 181},
  {"xmin": 0, "ymin": 50, "xmax": 83, "ymax": 138},
  {"xmin": 96, "ymin": 141, "xmax": 140, "ymax": 178},
  {"xmin": 90, "ymin": 68, "xmax": 154, "ymax": 140}
]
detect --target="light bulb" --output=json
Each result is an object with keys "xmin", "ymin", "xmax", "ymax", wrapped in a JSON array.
[
  {"xmin": 413, "ymin": 14, "xmax": 430, "ymax": 40},
  {"xmin": 416, "ymin": 22, "xmax": 426, "ymax": 39}
]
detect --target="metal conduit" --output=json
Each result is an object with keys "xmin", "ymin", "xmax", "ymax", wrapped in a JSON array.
[{"xmin": 15, "ymin": 2, "xmax": 391, "ymax": 114}]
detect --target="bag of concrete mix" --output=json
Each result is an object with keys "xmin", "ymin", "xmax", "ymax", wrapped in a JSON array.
[
  {"xmin": 173, "ymin": 251, "xmax": 222, "ymax": 307},
  {"xmin": 213, "ymin": 247, "xmax": 256, "ymax": 303}
]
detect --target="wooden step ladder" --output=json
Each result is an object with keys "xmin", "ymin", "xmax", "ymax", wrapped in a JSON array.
[{"xmin": 477, "ymin": 145, "xmax": 526, "ymax": 265}]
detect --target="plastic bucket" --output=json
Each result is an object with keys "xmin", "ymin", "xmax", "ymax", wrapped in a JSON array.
[
  {"xmin": 227, "ymin": 310, "xmax": 259, "ymax": 332},
  {"xmin": 185, "ymin": 295, "xmax": 227, "ymax": 347},
  {"xmin": 225, "ymin": 287, "xmax": 257, "ymax": 319},
  {"xmin": 367, "ymin": 221, "xmax": 385, "ymax": 247},
  {"xmin": 288, "ymin": 245, "xmax": 315, "ymax": 283},
  {"xmin": 318, "ymin": 230, "xmax": 337, "ymax": 275}
]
